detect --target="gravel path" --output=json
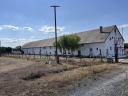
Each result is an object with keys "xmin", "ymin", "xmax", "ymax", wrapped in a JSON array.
[{"xmin": 70, "ymin": 64, "xmax": 128, "ymax": 96}]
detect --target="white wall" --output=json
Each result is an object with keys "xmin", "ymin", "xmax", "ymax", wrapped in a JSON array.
[
  {"xmin": 79, "ymin": 43, "xmax": 105, "ymax": 57},
  {"xmin": 22, "ymin": 27, "xmax": 124, "ymax": 57},
  {"xmin": 22, "ymin": 43, "xmax": 107, "ymax": 57},
  {"xmin": 105, "ymin": 28, "xmax": 124, "ymax": 57}
]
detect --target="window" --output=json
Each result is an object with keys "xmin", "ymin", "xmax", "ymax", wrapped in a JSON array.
[
  {"xmin": 96, "ymin": 48, "xmax": 98, "ymax": 50},
  {"xmin": 110, "ymin": 47, "xmax": 112, "ymax": 50},
  {"xmin": 112, "ymin": 37, "xmax": 113, "ymax": 39},
  {"xmin": 106, "ymin": 49, "xmax": 109, "ymax": 55},
  {"xmin": 114, "ymin": 29, "xmax": 116, "ymax": 33},
  {"xmin": 68, "ymin": 52, "xmax": 71, "ymax": 54},
  {"xmin": 81, "ymin": 44, "xmax": 84, "ymax": 47},
  {"xmin": 99, "ymin": 49, "xmax": 101, "ymax": 55},
  {"xmin": 110, "ymin": 37, "xmax": 111, "ymax": 40},
  {"xmin": 90, "ymin": 48, "xmax": 93, "ymax": 51},
  {"xmin": 89, "ymin": 48, "xmax": 93, "ymax": 57}
]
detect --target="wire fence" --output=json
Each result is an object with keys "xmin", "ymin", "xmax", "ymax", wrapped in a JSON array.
[{"xmin": 1, "ymin": 53, "xmax": 110, "ymax": 66}]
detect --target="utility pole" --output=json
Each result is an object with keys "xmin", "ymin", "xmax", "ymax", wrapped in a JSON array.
[
  {"xmin": 115, "ymin": 43, "xmax": 118, "ymax": 63},
  {"xmin": 114, "ymin": 36, "xmax": 118, "ymax": 63},
  {"xmin": 0, "ymin": 41, "xmax": 1, "ymax": 57},
  {"xmin": 50, "ymin": 5, "xmax": 60, "ymax": 64}
]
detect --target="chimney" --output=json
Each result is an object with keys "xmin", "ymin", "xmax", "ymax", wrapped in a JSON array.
[{"xmin": 100, "ymin": 26, "xmax": 103, "ymax": 33}]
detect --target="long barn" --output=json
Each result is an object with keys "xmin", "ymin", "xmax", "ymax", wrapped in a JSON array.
[{"xmin": 22, "ymin": 25, "xmax": 125, "ymax": 57}]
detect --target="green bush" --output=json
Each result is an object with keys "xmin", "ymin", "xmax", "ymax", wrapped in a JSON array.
[
  {"xmin": 0, "ymin": 47, "xmax": 12, "ymax": 54},
  {"xmin": 124, "ymin": 43, "xmax": 128, "ymax": 49}
]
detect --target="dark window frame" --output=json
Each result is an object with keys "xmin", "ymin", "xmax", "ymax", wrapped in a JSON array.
[
  {"xmin": 110, "ymin": 46, "xmax": 112, "ymax": 50},
  {"xmin": 114, "ymin": 29, "xmax": 116, "ymax": 33}
]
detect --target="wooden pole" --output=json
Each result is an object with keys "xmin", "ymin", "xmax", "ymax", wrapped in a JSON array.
[{"xmin": 115, "ymin": 43, "xmax": 118, "ymax": 63}]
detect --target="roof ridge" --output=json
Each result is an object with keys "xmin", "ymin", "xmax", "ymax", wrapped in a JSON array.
[{"xmin": 75, "ymin": 25, "xmax": 115, "ymax": 34}]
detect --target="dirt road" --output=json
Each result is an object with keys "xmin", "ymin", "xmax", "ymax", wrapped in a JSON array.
[{"xmin": 70, "ymin": 64, "xmax": 128, "ymax": 96}]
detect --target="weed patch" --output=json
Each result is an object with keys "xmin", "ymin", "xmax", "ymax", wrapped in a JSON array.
[{"xmin": 22, "ymin": 72, "xmax": 46, "ymax": 80}]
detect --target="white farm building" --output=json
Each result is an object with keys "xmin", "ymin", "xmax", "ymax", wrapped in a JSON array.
[{"xmin": 22, "ymin": 25, "xmax": 125, "ymax": 58}]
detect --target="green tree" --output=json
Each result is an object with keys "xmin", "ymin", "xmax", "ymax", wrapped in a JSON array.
[
  {"xmin": 0, "ymin": 47, "xmax": 12, "ymax": 54},
  {"xmin": 15, "ymin": 46, "xmax": 24, "ymax": 54},
  {"xmin": 68, "ymin": 35, "xmax": 80, "ymax": 56},
  {"xmin": 54, "ymin": 35, "xmax": 80, "ymax": 56},
  {"xmin": 124, "ymin": 43, "xmax": 128, "ymax": 49},
  {"xmin": 59, "ymin": 35, "xmax": 69, "ymax": 54},
  {"xmin": 6, "ymin": 47, "xmax": 12, "ymax": 53},
  {"xmin": 16, "ymin": 46, "xmax": 22, "ymax": 50},
  {"xmin": 53, "ymin": 39, "xmax": 62, "ymax": 54}
]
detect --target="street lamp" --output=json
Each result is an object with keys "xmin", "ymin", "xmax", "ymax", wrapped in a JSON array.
[{"xmin": 50, "ymin": 5, "xmax": 60, "ymax": 64}]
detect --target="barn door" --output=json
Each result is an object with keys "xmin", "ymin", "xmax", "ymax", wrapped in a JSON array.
[
  {"xmin": 89, "ymin": 48, "xmax": 93, "ymax": 57},
  {"xmin": 106, "ymin": 49, "xmax": 109, "ymax": 56},
  {"xmin": 78, "ymin": 50, "xmax": 81, "ymax": 57}
]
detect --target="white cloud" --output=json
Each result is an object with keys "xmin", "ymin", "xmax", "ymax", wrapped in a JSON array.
[
  {"xmin": 118, "ymin": 24, "xmax": 128, "ymax": 43},
  {"xmin": 2, "ymin": 25, "xmax": 19, "ymax": 31},
  {"xmin": 57, "ymin": 27, "xmax": 65, "ymax": 32},
  {"xmin": 39, "ymin": 25, "xmax": 65, "ymax": 33},
  {"xmin": 0, "ymin": 25, "xmax": 65, "ymax": 33},
  {"xmin": 0, "ymin": 27, "xmax": 3, "ymax": 31},
  {"xmin": 0, "ymin": 25, "xmax": 33, "ymax": 32},
  {"xmin": 0, "ymin": 37, "xmax": 40, "ymax": 48},
  {"xmin": 22, "ymin": 27, "xmax": 33, "ymax": 31},
  {"xmin": 118, "ymin": 24, "xmax": 128, "ymax": 29},
  {"xmin": 0, "ymin": 25, "xmax": 67, "ymax": 47}
]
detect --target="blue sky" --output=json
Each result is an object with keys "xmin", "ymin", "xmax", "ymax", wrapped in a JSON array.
[{"xmin": 0, "ymin": 0, "xmax": 128, "ymax": 47}]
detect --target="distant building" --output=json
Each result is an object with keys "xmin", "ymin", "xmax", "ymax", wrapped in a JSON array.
[
  {"xmin": 12, "ymin": 49, "xmax": 22, "ymax": 54},
  {"xmin": 22, "ymin": 25, "xmax": 125, "ymax": 58}
]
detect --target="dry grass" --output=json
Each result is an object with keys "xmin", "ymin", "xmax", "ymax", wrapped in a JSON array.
[
  {"xmin": 26, "ymin": 64, "xmax": 118, "ymax": 96},
  {"xmin": 42, "ymin": 64, "xmax": 118, "ymax": 83},
  {"xmin": 22, "ymin": 64, "xmax": 78, "ymax": 80},
  {"xmin": 0, "ymin": 57, "xmax": 119, "ymax": 96}
]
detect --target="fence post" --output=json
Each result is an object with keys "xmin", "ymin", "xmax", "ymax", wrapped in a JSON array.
[
  {"xmin": 33, "ymin": 48, "xmax": 35, "ymax": 59},
  {"xmin": 40, "ymin": 47, "xmax": 41, "ymax": 59}
]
